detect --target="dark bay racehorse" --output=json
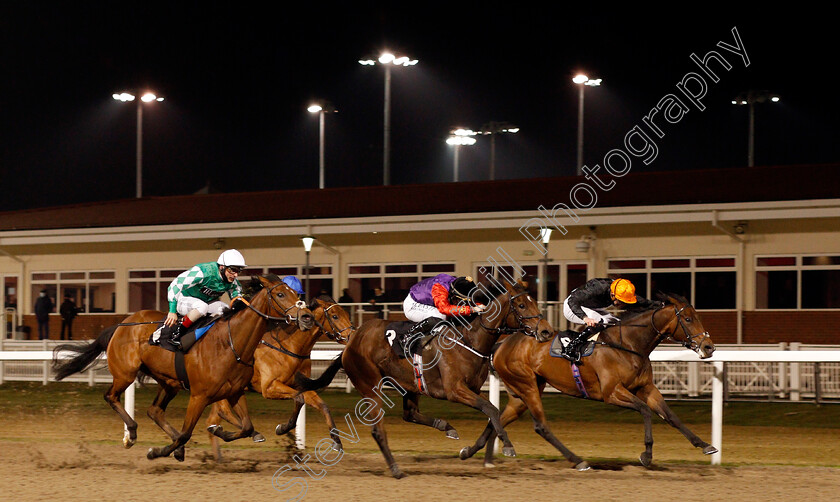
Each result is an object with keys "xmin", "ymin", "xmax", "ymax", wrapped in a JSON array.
[
  {"xmin": 52, "ymin": 275, "xmax": 313, "ymax": 461},
  {"xmin": 206, "ymin": 296, "xmax": 355, "ymax": 460},
  {"xmin": 461, "ymin": 293, "xmax": 716, "ymax": 470},
  {"xmin": 294, "ymin": 280, "xmax": 554, "ymax": 479}
]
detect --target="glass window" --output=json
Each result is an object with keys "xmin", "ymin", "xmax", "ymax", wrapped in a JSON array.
[
  {"xmin": 755, "ymin": 270, "xmax": 797, "ymax": 309},
  {"xmin": 802, "ymin": 270, "xmax": 840, "ymax": 308},
  {"xmin": 695, "ymin": 271, "xmax": 736, "ymax": 309},
  {"xmin": 31, "ymin": 270, "xmax": 116, "ymax": 314},
  {"xmin": 608, "ymin": 257, "xmax": 736, "ymax": 309}
]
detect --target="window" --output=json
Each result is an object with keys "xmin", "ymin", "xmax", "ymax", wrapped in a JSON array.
[
  {"xmin": 347, "ymin": 263, "xmax": 455, "ymax": 304},
  {"xmin": 474, "ymin": 261, "xmax": 587, "ymax": 303},
  {"xmin": 32, "ymin": 271, "xmax": 116, "ymax": 313},
  {"xmin": 608, "ymin": 257, "xmax": 736, "ymax": 309},
  {"xmin": 757, "ymin": 255, "xmax": 840, "ymax": 309}
]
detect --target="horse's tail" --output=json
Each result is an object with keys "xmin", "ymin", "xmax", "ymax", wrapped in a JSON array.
[
  {"xmin": 294, "ymin": 352, "xmax": 344, "ymax": 392},
  {"xmin": 52, "ymin": 325, "xmax": 118, "ymax": 381}
]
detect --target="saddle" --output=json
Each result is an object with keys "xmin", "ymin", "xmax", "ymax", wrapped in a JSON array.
[
  {"xmin": 149, "ymin": 315, "xmax": 217, "ymax": 354},
  {"xmin": 550, "ymin": 329, "xmax": 598, "ymax": 360}
]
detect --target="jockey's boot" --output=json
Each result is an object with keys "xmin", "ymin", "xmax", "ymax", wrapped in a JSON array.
[
  {"xmin": 169, "ymin": 323, "xmax": 185, "ymax": 349},
  {"xmin": 403, "ymin": 317, "xmax": 443, "ymax": 352},
  {"xmin": 563, "ymin": 326, "xmax": 594, "ymax": 363}
]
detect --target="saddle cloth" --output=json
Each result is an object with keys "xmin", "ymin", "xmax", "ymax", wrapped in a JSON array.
[
  {"xmin": 385, "ymin": 321, "xmax": 444, "ymax": 359},
  {"xmin": 149, "ymin": 316, "xmax": 216, "ymax": 354}
]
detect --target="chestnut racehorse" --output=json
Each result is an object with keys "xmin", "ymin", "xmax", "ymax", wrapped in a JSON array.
[
  {"xmin": 460, "ymin": 293, "xmax": 717, "ymax": 470},
  {"xmin": 52, "ymin": 274, "xmax": 313, "ymax": 461},
  {"xmin": 294, "ymin": 280, "xmax": 554, "ymax": 479},
  {"xmin": 206, "ymin": 296, "xmax": 355, "ymax": 460}
]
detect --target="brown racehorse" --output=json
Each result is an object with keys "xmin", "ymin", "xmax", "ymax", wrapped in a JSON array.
[
  {"xmin": 460, "ymin": 292, "xmax": 717, "ymax": 470},
  {"xmin": 294, "ymin": 280, "xmax": 554, "ymax": 479},
  {"xmin": 52, "ymin": 274, "xmax": 313, "ymax": 462},
  {"xmin": 206, "ymin": 296, "xmax": 355, "ymax": 460}
]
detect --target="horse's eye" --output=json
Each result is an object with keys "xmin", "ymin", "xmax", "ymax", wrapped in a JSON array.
[
  {"xmin": 332, "ymin": 315, "xmax": 338, "ymax": 320},
  {"xmin": 518, "ymin": 303, "xmax": 525, "ymax": 309},
  {"xmin": 277, "ymin": 292, "xmax": 285, "ymax": 298},
  {"xmin": 685, "ymin": 317, "xmax": 692, "ymax": 322}
]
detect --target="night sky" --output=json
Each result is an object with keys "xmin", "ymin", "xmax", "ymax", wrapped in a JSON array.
[{"xmin": 1, "ymin": 5, "xmax": 837, "ymax": 212}]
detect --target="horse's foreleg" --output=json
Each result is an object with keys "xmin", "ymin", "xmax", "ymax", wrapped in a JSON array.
[
  {"xmin": 147, "ymin": 394, "xmax": 209, "ymax": 461},
  {"xmin": 207, "ymin": 395, "xmax": 260, "ymax": 443},
  {"xmin": 402, "ymin": 391, "xmax": 459, "ymax": 440},
  {"xmin": 640, "ymin": 386, "xmax": 717, "ymax": 455},
  {"xmin": 449, "ymin": 385, "xmax": 515, "ymax": 458},
  {"xmin": 605, "ymin": 385, "xmax": 655, "ymax": 467},
  {"xmin": 466, "ymin": 395, "xmax": 527, "ymax": 465},
  {"xmin": 301, "ymin": 391, "xmax": 343, "ymax": 452},
  {"xmin": 103, "ymin": 377, "xmax": 139, "ymax": 449}
]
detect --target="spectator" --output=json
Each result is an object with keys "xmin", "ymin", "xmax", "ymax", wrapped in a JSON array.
[
  {"xmin": 60, "ymin": 294, "xmax": 80, "ymax": 340},
  {"xmin": 338, "ymin": 288, "xmax": 354, "ymax": 304},
  {"xmin": 34, "ymin": 289, "xmax": 53, "ymax": 340}
]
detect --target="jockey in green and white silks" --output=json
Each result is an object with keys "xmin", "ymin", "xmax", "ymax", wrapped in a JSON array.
[{"xmin": 164, "ymin": 249, "xmax": 247, "ymax": 347}]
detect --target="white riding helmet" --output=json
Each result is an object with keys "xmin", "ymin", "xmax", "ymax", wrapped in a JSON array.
[{"xmin": 217, "ymin": 249, "xmax": 247, "ymax": 268}]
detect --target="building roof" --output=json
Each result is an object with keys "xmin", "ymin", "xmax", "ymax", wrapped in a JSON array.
[{"xmin": 1, "ymin": 163, "xmax": 838, "ymax": 232}]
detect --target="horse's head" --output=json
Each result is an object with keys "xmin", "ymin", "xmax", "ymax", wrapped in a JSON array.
[
  {"xmin": 495, "ymin": 280, "xmax": 554, "ymax": 342},
  {"xmin": 655, "ymin": 293, "xmax": 715, "ymax": 359},
  {"xmin": 259, "ymin": 275, "xmax": 314, "ymax": 331},
  {"xmin": 310, "ymin": 296, "xmax": 355, "ymax": 344}
]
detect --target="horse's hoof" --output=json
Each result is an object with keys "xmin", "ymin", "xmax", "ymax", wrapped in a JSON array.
[
  {"xmin": 275, "ymin": 424, "xmax": 290, "ymax": 436},
  {"xmin": 575, "ymin": 461, "xmax": 591, "ymax": 471},
  {"xmin": 702, "ymin": 445, "xmax": 719, "ymax": 455},
  {"xmin": 331, "ymin": 441, "xmax": 343, "ymax": 452},
  {"xmin": 502, "ymin": 446, "xmax": 516, "ymax": 457},
  {"xmin": 252, "ymin": 433, "xmax": 266, "ymax": 443},
  {"xmin": 174, "ymin": 448, "xmax": 185, "ymax": 462},
  {"xmin": 390, "ymin": 467, "xmax": 407, "ymax": 479},
  {"xmin": 446, "ymin": 429, "xmax": 460, "ymax": 440},
  {"xmin": 639, "ymin": 452, "xmax": 652, "ymax": 467},
  {"xmin": 207, "ymin": 425, "xmax": 221, "ymax": 436},
  {"xmin": 483, "ymin": 461, "xmax": 496, "ymax": 468},
  {"xmin": 146, "ymin": 448, "xmax": 157, "ymax": 460},
  {"xmin": 122, "ymin": 431, "xmax": 135, "ymax": 449},
  {"xmin": 459, "ymin": 447, "xmax": 472, "ymax": 460}
]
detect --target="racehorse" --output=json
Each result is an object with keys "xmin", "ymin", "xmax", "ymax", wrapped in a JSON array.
[
  {"xmin": 294, "ymin": 280, "xmax": 554, "ymax": 479},
  {"xmin": 52, "ymin": 274, "xmax": 313, "ymax": 461},
  {"xmin": 460, "ymin": 292, "xmax": 717, "ymax": 470},
  {"xmin": 206, "ymin": 296, "xmax": 355, "ymax": 460}
]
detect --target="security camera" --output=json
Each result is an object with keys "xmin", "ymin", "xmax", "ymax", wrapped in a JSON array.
[{"xmin": 576, "ymin": 240, "xmax": 591, "ymax": 253}]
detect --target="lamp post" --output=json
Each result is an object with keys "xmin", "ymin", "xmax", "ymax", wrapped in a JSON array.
[
  {"xmin": 302, "ymin": 236, "xmax": 315, "ymax": 303},
  {"xmin": 538, "ymin": 228, "xmax": 552, "ymax": 304},
  {"xmin": 359, "ymin": 52, "xmax": 418, "ymax": 186},
  {"xmin": 307, "ymin": 102, "xmax": 336, "ymax": 189},
  {"xmin": 113, "ymin": 91, "xmax": 164, "ymax": 198},
  {"xmin": 572, "ymin": 74, "xmax": 601, "ymax": 176},
  {"xmin": 732, "ymin": 90, "xmax": 780, "ymax": 167},
  {"xmin": 478, "ymin": 122, "xmax": 519, "ymax": 180},
  {"xmin": 446, "ymin": 129, "xmax": 477, "ymax": 182}
]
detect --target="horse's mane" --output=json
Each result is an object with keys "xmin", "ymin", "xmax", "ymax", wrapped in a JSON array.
[{"xmin": 217, "ymin": 274, "xmax": 278, "ymax": 322}]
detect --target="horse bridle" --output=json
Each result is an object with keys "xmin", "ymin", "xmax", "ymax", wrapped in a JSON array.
[
  {"xmin": 651, "ymin": 303, "xmax": 710, "ymax": 351},
  {"xmin": 478, "ymin": 289, "xmax": 544, "ymax": 339},
  {"xmin": 314, "ymin": 302, "xmax": 355, "ymax": 343},
  {"xmin": 229, "ymin": 282, "xmax": 308, "ymax": 365}
]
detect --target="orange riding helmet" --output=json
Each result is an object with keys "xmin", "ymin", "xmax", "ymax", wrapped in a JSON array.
[{"xmin": 610, "ymin": 278, "xmax": 638, "ymax": 304}]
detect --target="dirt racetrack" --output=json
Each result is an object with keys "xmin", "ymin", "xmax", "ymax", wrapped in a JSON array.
[{"xmin": 2, "ymin": 388, "xmax": 840, "ymax": 502}]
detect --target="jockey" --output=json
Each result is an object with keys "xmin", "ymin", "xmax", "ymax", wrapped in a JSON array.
[
  {"xmin": 401, "ymin": 274, "xmax": 485, "ymax": 343},
  {"xmin": 561, "ymin": 277, "xmax": 653, "ymax": 362},
  {"xmin": 165, "ymin": 249, "xmax": 247, "ymax": 348}
]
